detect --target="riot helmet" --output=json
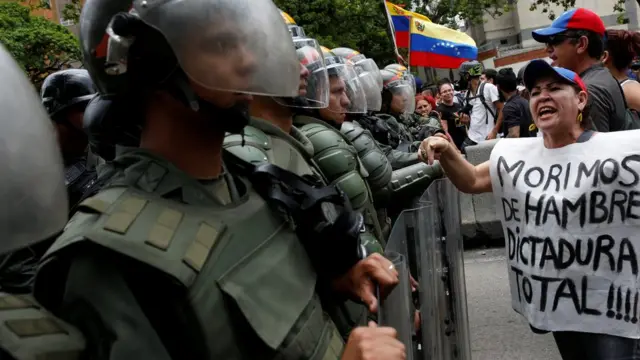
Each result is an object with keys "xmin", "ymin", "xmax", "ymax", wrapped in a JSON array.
[
  {"xmin": 331, "ymin": 48, "xmax": 382, "ymax": 112},
  {"xmin": 41, "ymin": 69, "xmax": 97, "ymax": 122},
  {"xmin": 80, "ymin": 0, "xmax": 301, "ymax": 133},
  {"xmin": 385, "ymin": 63, "xmax": 417, "ymax": 102},
  {"xmin": 381, "ymin": 69, "xmax": 415, "ymax": 115},
  {"xmin": 280, "ymin": 9, "xmax": 306, "ymax": 39},
  {"xmin": 0, "ymin": 43, "xmax": 68, "ymax": 254},
  {"xmin": 332, "ymin": 47, "xmax": 383, "ymax": 91},
  {"xmin": 273, "ymin": 11, "xmax": 329, "ymax": 109},
  {"xmin": 321, "ymin": 48, "xmax": 367, "ymax": 114}
]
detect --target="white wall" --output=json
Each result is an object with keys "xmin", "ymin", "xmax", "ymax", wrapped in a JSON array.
[{"xmin": 494, "ymin": 57, "xmax": 552, "ymax": 74}]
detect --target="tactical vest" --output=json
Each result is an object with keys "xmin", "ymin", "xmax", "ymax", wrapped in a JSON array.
[
  {"xmin": 293, "ymin": 115, "xmax": 384, "ymax": 244},
  {"xmin": 36, "ymin": 150, "xmax": 344, "ymax": 360},
  {"xmin": 224, "ymin": 118, "xmax": 379, "ymax": 340},
  {"xmin": 0, "ymin": 293, "xmax": 85, "ymax": 360},
  {"xmin": 376, "ymin": 114, "xmax": 413, "ymax": 151}
]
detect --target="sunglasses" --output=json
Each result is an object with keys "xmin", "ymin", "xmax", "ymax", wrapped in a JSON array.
[
  {"xmin": 546, "ymin": 34, "xmax": 572, "ymax": 46},
  {"xmin": 546, "ymin": 33, "xmax": 583, "ymax": 46}
]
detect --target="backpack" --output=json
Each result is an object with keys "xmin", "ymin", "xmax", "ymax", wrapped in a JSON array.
[
  {"xmin": 615, "ymin": 78, "xmax": 640, "ymax": 130},
  {"xmin": 465, "ymin": 82, "xmax": 497, "ymax": 124}
]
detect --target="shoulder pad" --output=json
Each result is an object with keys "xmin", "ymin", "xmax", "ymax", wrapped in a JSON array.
[
  {"xmin": 0, "ymin": 293, "xmax": 85, "ymax": 360},
  {"xmin": 46, "ymin": 187, "xmax": 216, "ymax": 288},
  {"xmin": 223, "ymin": 126, "xmax": 270, "ymax": 165},
  {"xmin": 339, "ymin": 121, "xmax": 363, "ymax": 140}
]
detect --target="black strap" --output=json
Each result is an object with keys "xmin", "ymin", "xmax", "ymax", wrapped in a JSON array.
[
  {"xmin": 478, "ymin": 82, "xmax": 497, "ymax": 124},
  {"xmin": 222, "ymin": 149, "xmax": 348, "ymax": 213},
  {"xmin": 577, "ymin": 130, "xmax": 595, "ymax": 143},
  {"xmin": 467, "ymin": 83, "xmax": 497, "ymax": 124}
]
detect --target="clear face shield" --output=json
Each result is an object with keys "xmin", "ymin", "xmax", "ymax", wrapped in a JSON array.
[
  {"xmin": 0, "ymin": 44, "xmax": 68, "ymax": 254},
  {"xmin": 388, "ymin": 80, "xmax": 416, "ymax": 115},
  {"xmin": 325, "ymin": 56, "xmax": 367, "ymax": 114},
  {"xmin": 353, "ymin": 58, "xmax": 383, "ymax": 92},
  {"xmin": 274, "ymin": 38, "xmax": 329, "ymax": 109},
  {"xmin": 133, "ymin": 0, "xmax": 300, "ymax": 97},
  {"xmin": 357, "ymin": 70, "xmax": 382, "ymax": 112}
]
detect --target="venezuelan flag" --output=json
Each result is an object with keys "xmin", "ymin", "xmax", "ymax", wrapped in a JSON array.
[
  {"xmin": 409, "ymin": 17, "xmax": 478, "ymax": 69},
  {"xmin": 385, "ymin": 2, "xmax": 430, "ymax": 48}
]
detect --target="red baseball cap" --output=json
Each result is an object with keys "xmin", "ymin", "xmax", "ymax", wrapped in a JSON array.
[{"xmin": 532, "ymin": 8, "xmax": 606, "ymax": 42}]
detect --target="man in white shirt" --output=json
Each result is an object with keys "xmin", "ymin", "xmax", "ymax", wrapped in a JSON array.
[{"xmin": 460, "ymin": 64, "xmax": 502, "ymax": 152}]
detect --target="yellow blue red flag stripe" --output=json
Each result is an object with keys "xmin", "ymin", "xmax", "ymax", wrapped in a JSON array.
[
  {"xmin": 386, "ymin": 2, "xmax": 430, "ymax": 48},
  {"xmin": 409, "ymin": 17, "xmax": 478, "ymax": 68}
]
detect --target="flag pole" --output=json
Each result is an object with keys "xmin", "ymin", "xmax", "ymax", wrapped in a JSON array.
[
  {"xmin": 407, "ymin": 16, "xmax": 412, "ymax": 72},
  {"xmin": 381, "ymin": 0, "xmax": 407, "ymax": 66}
]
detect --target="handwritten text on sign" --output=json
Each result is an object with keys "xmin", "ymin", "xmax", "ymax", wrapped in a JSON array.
[{"xmin": 489, "ymin": 132, "xmax": 640, "ymax": 339}]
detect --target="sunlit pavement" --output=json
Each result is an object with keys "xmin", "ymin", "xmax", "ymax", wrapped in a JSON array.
[{"xmin": 464, "ymin": 247, "xmax": 562, "ymax": 360}]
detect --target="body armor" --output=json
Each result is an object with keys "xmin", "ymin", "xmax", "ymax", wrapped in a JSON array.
[
  {"xmin": 224, "ymin": 118, "xmax": 381, "ymax": 340},
  {"xmin": 354, "ymin": 115, "xmax": 421, "ymax": 170},
  {"xmin": 293, "ymin": 115, "xmax": 385, "ymax": 245},
  {"xmin": 341, "ymin": 120, "xmax": 443, "ymax": 237},
  {"xmin": 224, "ymin": 117, "xmax": 383, "ymax": 255},
  {"xmin": 34, "ymin": 149, "xmax": 344, "ymax": 360},
  {"xmin": 0, "ymin": 293, "xmax": 85, "ymax": 360},
  {"xmin": 373, "ymin": 114, "xmax": 413, "ymax": 151}
]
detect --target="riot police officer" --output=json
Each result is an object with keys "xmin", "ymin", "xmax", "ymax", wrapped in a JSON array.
[
  {"xmin": 225, "ymin": 25, "xmax": 386, "ymax": 342},
  {"xmin": 0, "ymin": 43, "xmax": 85, "ymax": 359},
  {"xmin": 30, "ymin": 1, "xmax": 403, "ymax": 359},
  {"xmin": 375, "ymin": 69, "xmax": 415, "ymax": 151},
  {"xmin": 328, "ymin": 47, "xmax": 443, "ymax": 229},
  {"xmin": 41, "ymin": 69, "xmax": 100, "ymax": 212}
]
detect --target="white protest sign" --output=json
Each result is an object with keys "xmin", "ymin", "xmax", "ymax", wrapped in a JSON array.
[{"xmin": 489, "ymin": 130, "xmax": 640, "ymax": 338}]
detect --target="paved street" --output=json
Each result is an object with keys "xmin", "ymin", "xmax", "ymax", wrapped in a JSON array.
[{"xmin": 464, "ymin": 247, "xmax": 562, "ymax": 360}]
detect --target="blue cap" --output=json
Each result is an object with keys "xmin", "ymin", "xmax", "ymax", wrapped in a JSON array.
[{"xmin": 523, "ymin": 59, "xmax": 586, "ymax": 93}]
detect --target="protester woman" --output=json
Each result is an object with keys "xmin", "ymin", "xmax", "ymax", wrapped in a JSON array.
[
  {"xmin": 603, "ymin": 29, "xmax": 640, "ymax": 111},
  {"xmin": 413, "ymin": 95, "xmax": 443, "ymax": 139},
  {"xmin": 415, "ymin": 95, "xmax": 436, "ymax": 117},
  {"xmin": 419, "ymin": 59, "xmax": 640, "ymax": 359}
]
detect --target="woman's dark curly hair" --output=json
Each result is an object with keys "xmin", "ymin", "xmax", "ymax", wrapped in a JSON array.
[{"xmin": 605, "ymin": 29, "xmax": 640, "ymax": 71}]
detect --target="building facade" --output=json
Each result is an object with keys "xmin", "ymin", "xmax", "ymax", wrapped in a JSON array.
[
  {"xmin": 419, "ymin": 1, "xmax": 640, "ymax": 86},
  {"xmin": 470, "ymin": 0, "xmax": 640, "ymax": 73}
]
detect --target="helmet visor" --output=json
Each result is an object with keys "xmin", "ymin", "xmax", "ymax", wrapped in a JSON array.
[
  {"xmin": 389, "ymin": 81, "xmax": 415, "ymax": 114},
  {"xmin": 326, "ymin": 57, "xmax": 367, "ymax": 114},
  {"xmin": 275, "ymin": 38, "xmax": 329, "ymax": 108},
  {"xmin": 358, "ymin": 71, "xmax": 382, "ymax": 112},
  {"xmin": 134, "ymin": 0, "xmax": 300, "ymax": 97},
  {"xmin": 353, "ymin": 58, "xmax": 383, "ymax": 92}
]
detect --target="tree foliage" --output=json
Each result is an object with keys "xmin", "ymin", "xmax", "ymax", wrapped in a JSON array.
[
  {"xmin": 0, "ymin": 2, "xmax": 81, "ymax": 87},
  {"xmin": 273, "ymin": 0, "xmax": 529, "ymax": 65},
  {"xmin": 60, "ymin": 0, "xmax": 81, "ymax": 24},
  {"xmin": 528, "ymin": 0, "xmax": 632, "ymax": 23}
]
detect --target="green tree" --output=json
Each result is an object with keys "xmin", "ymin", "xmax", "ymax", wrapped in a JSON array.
[
  {"xmin": 528, "ymin": 0, "xmax": 630, "ymax": 23},
  {"xmin": 273, "ymin": 0, "xmax": 518, "ymax": 65},
  {"xmin": 0, "ymin": 2, "xmax": 81, "ymax": 87},
  {"xmin": 60, "ymin": 0, "xmax": 81, "ymax": 24}
]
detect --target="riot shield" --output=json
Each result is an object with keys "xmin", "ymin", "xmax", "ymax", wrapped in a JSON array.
[
  {"xmin": 381, "ymin": 204, "xmax": 436, "ymax": 360},
  {"xmin": 378, "ymin": 251, "xmax": 414, "ymax": 360},
  {"xmin": 418, "ymin": 178, "xmax": 471, "ymax": 360}
]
